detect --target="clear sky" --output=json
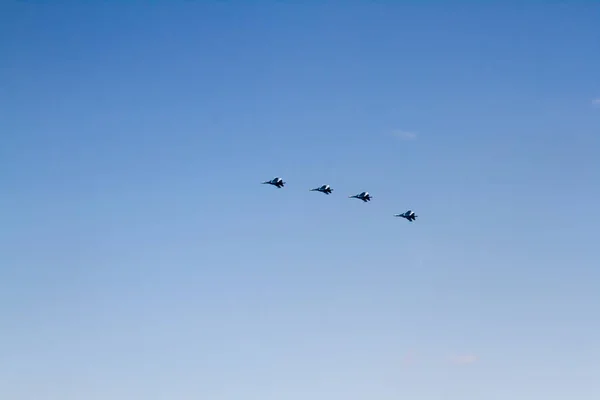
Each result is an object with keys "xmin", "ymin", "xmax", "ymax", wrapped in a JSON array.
[{"xmin": 1, "ymin": 1, "xmax": 599, "ymax": 399}]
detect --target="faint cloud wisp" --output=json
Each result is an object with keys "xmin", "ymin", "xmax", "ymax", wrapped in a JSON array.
[
  {"xmin": 451, "ymin": 354, "xmax": 479, "ymax": 365},
  {"xmin": 391, "ymin": 130, "xmax": 417, "ymax": 140},
  {"xmin": 592, "ymin": 98, "xmax": 600, "ymax": 107}
]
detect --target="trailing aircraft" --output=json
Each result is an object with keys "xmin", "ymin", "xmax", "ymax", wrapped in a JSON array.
[
  {"xmin": 262, "ymin": 177, "xmax": 285, "ymax": 188},
  {"xmin": 395, "ymin": 210, "xmax": 417, "ymax": 221},
  {"xmin": 349, "ymin": 191, "xmax": 372, "ymax": 202},
  {"xmin": 310, "ymin": 184, "xmax": 333, "ymax": 195}
]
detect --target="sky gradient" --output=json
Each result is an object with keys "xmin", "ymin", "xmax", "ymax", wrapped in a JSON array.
[{"xmin": 1, "ymin": 2, "xmax": 600, "ymax": 399}]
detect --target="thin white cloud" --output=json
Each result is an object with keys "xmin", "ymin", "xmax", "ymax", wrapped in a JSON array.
[
  {"xmin": 451, "ymin": 354, "xmax": 479, "ymax": 365},
  {"xmin": 592, "ymin": 98, "xmax": 600, "ymax": 107},
  {"xmin": 391, "ymin": 130, "xmax": 417, "ymax": 140}
]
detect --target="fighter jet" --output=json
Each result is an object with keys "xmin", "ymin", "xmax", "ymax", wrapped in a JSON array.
[
  {"xmin": 395, "ymin": 210, "xmax": 417, "ymax": 221},
  {"xmin": 262, "ymin": 177, "xmax": 286, "ymax": 188},
  {"xmin": 310, "ymin": 184, "xmax": 333, "ymax": 195},
  {"xmin": 348, "ymin": 191, "xmax": 372, "ymax": 202}
]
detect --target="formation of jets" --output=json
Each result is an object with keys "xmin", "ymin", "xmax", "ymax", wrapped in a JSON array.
[{"xmin": 262, "ymin": 176, "xmax": 418, "ymax": 222}]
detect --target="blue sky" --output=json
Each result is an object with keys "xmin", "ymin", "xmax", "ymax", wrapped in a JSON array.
[{"xmin": 1, "ymin": 2, "xmax": 599, "ymax": 399}]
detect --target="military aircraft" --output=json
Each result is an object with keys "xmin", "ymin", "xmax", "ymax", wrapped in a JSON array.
[
  {"xmin": 348, "ymin": 191, "xmax": 372, "ymax": 202},
  {"xmin": 395, "ymin": 210, "xmax": 417, "ymax": 221},
  {"xmin": 262, "ymin": 177, "xmax": 286, "ymax": 188},
  {"xmin": 310, "ymin": 184, "xmax": 333, "ymax": 195}
]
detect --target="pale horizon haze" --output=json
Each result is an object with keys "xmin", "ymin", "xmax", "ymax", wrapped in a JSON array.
[{"xmin": 1, "ymin": 2, "xmax": 599, "ymax": 399}]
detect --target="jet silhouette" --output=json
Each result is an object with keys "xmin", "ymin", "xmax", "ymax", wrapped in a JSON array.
[
  {"xmin": 262, "ymin": 177, "xmax": 285, "ymax": 188},
  {"xmin": 395, "ymin": 210, "xmax": 417, "ymax": 221},
  {"xmin": 349, "ymin": 191, "xmax": 372, "ymax": 202},
  {"xmin": 310, "ymin": 184, "xmax": 333, "ymax": 195}
]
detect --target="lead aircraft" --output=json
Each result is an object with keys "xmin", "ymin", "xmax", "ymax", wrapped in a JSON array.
[
  {"xmin": 349, "ymin": 191, "xmax": 372, "ymax": 202},
  {"xmin": 310, "ymin": 184, "xmax": 333, "ymax": 195},
  {"xmin": 395, "ymin": 210, "xmax": 417, "ymax": 221},
  {"xmin": 262, "ymin": 177, "xmax": 285, "ymax": 188}
]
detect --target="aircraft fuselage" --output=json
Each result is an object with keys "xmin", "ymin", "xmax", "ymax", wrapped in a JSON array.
[
  {"xmin": 349, "ymin": 191, "xmax": 372, "ymax": 202},
  {"xmin": 263, "ymin": 177, "xmax": 285, "ymax": 188},
  {"xmin": 311, "ymin": 185, "xmax": 333, "ymax": 194}
]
